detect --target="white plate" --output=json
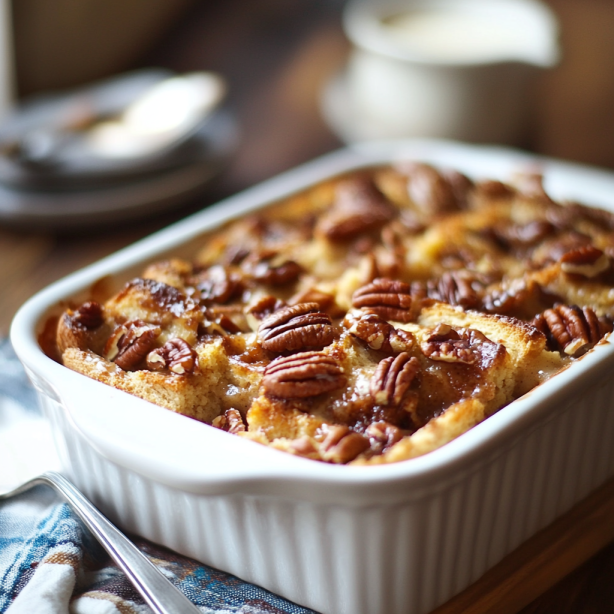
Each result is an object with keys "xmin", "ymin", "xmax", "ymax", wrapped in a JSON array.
[{"xmin": 0, "ymin": 110, "xmax": 238, "ymax": 229}]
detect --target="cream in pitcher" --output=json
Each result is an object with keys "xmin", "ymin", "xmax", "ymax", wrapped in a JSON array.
[{"xmin": 343, "ymin": 0, "xmax": 560, "ymax": 143}]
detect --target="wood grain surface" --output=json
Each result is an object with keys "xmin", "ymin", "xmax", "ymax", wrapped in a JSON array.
[
  {"xmin": 433, "ymin": 477, "xmax": 614, "ymax": 614},
  {"xmin": 2, "ymin": 1, "xmax": 614, "ymax": 611}
]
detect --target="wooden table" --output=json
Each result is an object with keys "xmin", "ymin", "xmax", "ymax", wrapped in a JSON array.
[{"xmin": 3, "ymin": 1, "xmax": 614, "ymax": 611}]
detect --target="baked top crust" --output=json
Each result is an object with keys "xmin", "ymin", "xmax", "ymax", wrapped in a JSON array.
[{"xmin": 52, "ymin": 163, "xmax": 614, "ymax": 465}]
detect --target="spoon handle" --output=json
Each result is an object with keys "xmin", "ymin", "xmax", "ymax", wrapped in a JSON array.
[{"xmin": 32, "ymin": 471, "xmax": 201, "ymax": 614}]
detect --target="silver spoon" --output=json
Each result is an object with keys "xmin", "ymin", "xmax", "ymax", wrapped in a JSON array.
[{"xmin": 1, "ymin": 471, "xmax": 201, "ymax": 614}]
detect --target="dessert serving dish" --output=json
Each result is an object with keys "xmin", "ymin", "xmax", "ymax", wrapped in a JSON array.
[
  {"xmin": 47, "ymin": 139, "xmax": 613, "ymax": 468},
  {"xmin": 11, "ymin": 140, "xmax": 614, "ymax": 614}
]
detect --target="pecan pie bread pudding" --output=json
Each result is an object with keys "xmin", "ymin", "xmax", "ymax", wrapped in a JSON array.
[{"xmin": 52, "ymin": 162, "xmax": 614, "ymax": 465}]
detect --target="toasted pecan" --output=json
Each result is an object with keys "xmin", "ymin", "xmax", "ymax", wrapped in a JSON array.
[
  {"xmin": 146, "ymin": 338, "xmax": 197, "ymax": 374},
  {"xmin": 532, "ymin": 304, "xmax": 613, "ymax": 356},
  {"xmin": 56, "ymin": 302, "xmax": 106, "ymax": 354},
  {"xmin": 247, "ymin": 296, "xmax": 287, "ymax": 320},
  {"xmin": 104, "ymin": 320, "xmax": 161, "ymax": 371},
  {"xmin": 421, "ymin": 324, "xmax": 497, "ymax": 365},
  {"xmin": 73, "ymin": 301, "xmax": 104, "ymax": 328},
  {"xmin": 250, "ymin": 257, "xmax": 303, "ymax": 286},
  {"xmin": 319, "ymin": 425, "xmax": 370, "ymax": 464},
  {"xmin": 370, "ymin": 353, "xmax": 420, "ymax": 407},
  {"xmin": 289, "ymin": 288, "xmax": 345, "ymax": 318},
  {"xmin": 532, "ymin": 231, "xmax": 592, "ymax": 266},
  {"xmin": 192, "ymin": 265, "xmax": 244, "ymax": 305},
  {"xmin": 560, "ymin": 245, "xmax": 610, "ymax": 278},
  {"xmin": 212, "ymin": 408, "xmax": 246, "ymax": 434},
  {"xmin": 475, "ymin": 179, "xmax": 515, "ymax": 200},
  {"xmin": 490, "ymin": 221, "xmax": 555, "ymax": 251},
  {"xmin": 258, "ymin": 302, "xmax": 334, "ymax": 352},
  {"xmin": 316, "ymin": 176, "xmax": 396, "ymax": 241},
  {"xmin": 365, "ymin": 421, "xmax": 404, "ymax": 454},
  {"xmin": 352, "ymin": 278, "xmax": 414, "ymax": 323},
  {"xmin": 262, "ymin": 351, "xmax": 345, "ymax": 398},
  {"xmin": 347, "ymin": 312, "xmax": 414, "ymax": 353},
  {"xmin": 404, "ymin": 162, "xmax": 469, "ymax": 214},
  {"xmin": 428, "ymin": 272, "xmax": 482, "ymax": 310}
]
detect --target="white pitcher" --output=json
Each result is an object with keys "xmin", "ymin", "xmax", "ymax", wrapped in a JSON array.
[{"xmin": 342, "ymin": 0, "xmax": 560, "ymax": 144}]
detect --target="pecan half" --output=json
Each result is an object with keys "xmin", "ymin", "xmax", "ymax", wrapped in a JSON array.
[
  {"xmin": 475, "ymin": 179, "xmax": 515, "ymax": 200},
  {"xmin": 442, "ymin": 169, "xmax": 474, "ymax": 210},
  {"xmin": 247, "ymin": 296, "xmax": 287, "ymax": 321},
  {"xmin": 482, "ymin": 280, "xmax": 561, "ymax": 318},
  {"xmin": 289, "ymin": 436, "xmax": 319, "ymax": 458},
  {"xmin": 352, "ymin": 278, "xmax": 414, "ymax": 323},
  {"xmin": 347, "ymin": 312, "xmax": 414, "ymax": 353},
  {"xmin": 212, "ymin": 408, "xmax": 246, "ymax": 434},
  {"xmin": 532, "ymin": 231, "xmax": 592, "ymax": 266},
  {"xmin": 57, "ymin": 302, "xmax": 106, "ymax": 354},
  {"xmin": 146, "ymin": 338, "xmax": 197, "ymax": 374},
  {"xmin": 316, "ymin": 176, "xmax": 396, "ymax": 241},
  {"xmin": 404, "ymin": 162, "xmax": 467, "ymax": 214},
  {"xmin": 365, "ymin": 421, "xmax": 404, "ymax": 454},
  {"xmin": 258, "ymin": 302, "xmax": 334, "ymax": 352},
  {"xmin": 289, "ymin": 288, "xmax": 345, "ymax": 318},
  {"xmin": 104, "ymin": 320, "xmax": 161, "ymax": 371},
  {"xmin": 560, "ymin": 245, "xmax": 610, "ymax": 278},
  {"xmin": 421, "ymin": 324, "xmax": 497, "ymax": 365},
  {"xmin": 73, "ymin": 301, "xmax": 104, "ymax": 328},
  {"xmin": 262, "ymin": 351, "xmax": 345, "ymax": 398},
  {"xmin": 192, "ymin": 265, "xmax": 243, "ymax": 305},
  {"xmin": 250, "ymin": 257, "xmax": 303, "ymax": 286},
  {"xmin": 204, "ymin": 305, "xmax": 249, "ymax": 334},
  {"xmin": 565, "ymin": 202, "xmax": 614, "ymax": 232},
  {"xmin": 319, "ymin": 425, "xmax": 370, "ymax": 464},
  {"xmin": 408, "ymin": 280, "xmax": 429, "ymax": 304},
  {"xmin": 427, "ymin": 272, "xmax": 482, "ymax": 310},
  {"xmin": 532, "ymin": 304, "xmax": 613, "ymax": 356},
  {"xmin": 370, "ymin": 353, "xmax": 420, "ymax": 407},
  {"xmin": 490, "ymin": 221, "xmax": 555, "ymax": 250}
]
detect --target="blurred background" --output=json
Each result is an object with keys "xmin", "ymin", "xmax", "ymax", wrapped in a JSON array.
[
  {"xmin": 10, "ymin": 0, "xmax": 614, "ymax": 183},
  {"xmin": 12, "ymin": 0, "xmax": 346, "ymax": 192}
]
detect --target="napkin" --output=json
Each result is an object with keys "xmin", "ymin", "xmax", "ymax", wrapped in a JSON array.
[{"xmin": 0, "ymin": 339, "xmax": 316, "ymax": 614}]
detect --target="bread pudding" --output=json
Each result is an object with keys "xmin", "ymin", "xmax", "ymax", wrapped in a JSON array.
[{"xmin": 52, "ymin": 162, "xmax": 614, "ymax": 465}]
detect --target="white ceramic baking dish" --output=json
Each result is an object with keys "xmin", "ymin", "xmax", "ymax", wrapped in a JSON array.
[{"xmin": 11, "ymin": 140, "xmax": 614, "ymax": 614}]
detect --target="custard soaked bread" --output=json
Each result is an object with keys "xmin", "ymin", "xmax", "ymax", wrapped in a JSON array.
[{"xmin": 54, "ymin": 163, "xmax": 614, "ymax": 465}]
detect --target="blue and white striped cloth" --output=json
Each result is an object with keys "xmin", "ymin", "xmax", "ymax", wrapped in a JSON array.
[{"xmin": 0, "ymin": 339, "xmax": 316, "ymax": 614}]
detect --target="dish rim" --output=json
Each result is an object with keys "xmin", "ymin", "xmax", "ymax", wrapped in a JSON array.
[
  {"xmin": 342, "ymin": 0, "xmax": 560, "ymax": 68},
  {"xmin": 11, "ymin": 139, "xmax": 614, "ymax": 505}
]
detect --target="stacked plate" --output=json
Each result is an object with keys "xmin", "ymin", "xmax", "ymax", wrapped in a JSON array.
[{"xmin": 0, "ymin": 69, "xmax": 238, "ymax": 228}]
